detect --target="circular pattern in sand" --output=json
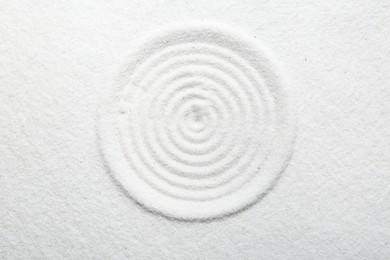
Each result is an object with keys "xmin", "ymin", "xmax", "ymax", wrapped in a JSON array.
[{"xmin": 99, "ymin": 24, "xmax": 296, "ymax": 220}]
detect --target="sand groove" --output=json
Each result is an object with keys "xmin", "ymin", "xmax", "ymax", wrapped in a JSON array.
[{"xmin": 99, "ymin": 24, "xmax": 296, "ymax": 220}]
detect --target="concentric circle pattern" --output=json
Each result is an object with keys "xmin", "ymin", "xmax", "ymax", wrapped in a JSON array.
[{"xmin": 99, "ymin": 24, "xmax": 296, "ymax": 220}]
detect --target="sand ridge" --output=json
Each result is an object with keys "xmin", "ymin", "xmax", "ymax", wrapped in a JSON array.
[{"xmin": 98, "ymin": 23, "xmax": 296, "ymax": 220}]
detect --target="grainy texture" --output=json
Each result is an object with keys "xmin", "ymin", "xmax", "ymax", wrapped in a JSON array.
[
  {"xmin": 0, "ymin": 0, "xmax": 389, "ymax": 259},
  {"xmin": 98, "ymin": 24, "xmax": 296, "ymax": 220}
]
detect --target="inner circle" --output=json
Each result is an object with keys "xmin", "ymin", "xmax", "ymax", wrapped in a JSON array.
[{"xmin": 183, "ymin": 103, "xmax": 210, "ymax": 132}]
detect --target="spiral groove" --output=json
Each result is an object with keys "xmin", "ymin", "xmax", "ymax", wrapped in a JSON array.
[{"xmin": 99, "ymin": 24, "xmax": 295, "ymax": 220}]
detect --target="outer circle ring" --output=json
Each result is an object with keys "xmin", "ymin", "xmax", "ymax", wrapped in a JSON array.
[{"xmin": 98, "ymin": 23, "xmax": 296, "ymax": 220}]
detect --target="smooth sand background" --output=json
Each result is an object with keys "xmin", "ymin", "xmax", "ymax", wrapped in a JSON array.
[{"xmin": 1, "ymin": 1, "xmax": 389, "ymax": 259}]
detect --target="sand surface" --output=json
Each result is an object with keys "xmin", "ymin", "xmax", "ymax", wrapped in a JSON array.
[{"xmin": 0, "ymin": 1, "xmax": 389, "ymax": 259}]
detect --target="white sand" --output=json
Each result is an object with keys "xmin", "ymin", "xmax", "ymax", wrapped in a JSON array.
[
  {"xmin": 0, "ymin": 1, "xmax": 389, "ymax": 259},
  {"xmin": 98, "ymin": 23, "xmax": 296, "ymax": 220}
]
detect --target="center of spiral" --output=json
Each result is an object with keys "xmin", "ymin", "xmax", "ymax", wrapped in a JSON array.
[
  {"xmin": 184, "ymin": 104, "xmax": 210, "ymax": 131},
  {"xmin": 188, "ymin": 105, "xmax": 207, "ymax": 121}
]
